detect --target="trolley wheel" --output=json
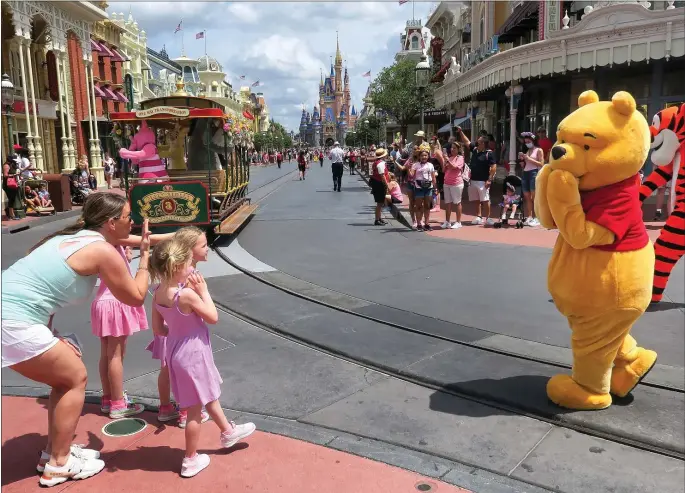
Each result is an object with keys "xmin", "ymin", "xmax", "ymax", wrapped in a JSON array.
[{"xmin": 494, "ymin": 222, "xmax": 502, "ymax": 229}]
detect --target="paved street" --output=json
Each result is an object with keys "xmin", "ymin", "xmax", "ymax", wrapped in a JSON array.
[{"xmin": 2, "ymin": 164, "xmax": 684, "ymax": 493}]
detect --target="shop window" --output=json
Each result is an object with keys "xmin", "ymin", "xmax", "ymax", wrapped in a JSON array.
[
  {"xmin": 411, "ymin": 36, "xmax": 419, "ymax": 50},
  {"xmin": 663, "ymin": 69, "xmax": 685, "ymax": 97},
  {"xmin": 98, "ymin": 58, "xmax": 106, "ymax": 80},
  {"xmin": 9, "ymin": 49, "xmax": 23, "ymax": 90},
  {"xmin": 607, "ymin": 73, "xmax": 650, "ymax": 99}
]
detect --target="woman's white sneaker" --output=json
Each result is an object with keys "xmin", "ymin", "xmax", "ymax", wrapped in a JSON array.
[
  {"xmin": 451, "ymin": 222, "xmax": 462, "ymax": 229},
  {"xmin": 39, "ymin": 450, "xmax": 105, "ymax": 487},
  {"xmin": 180, "ymin": 453, "xmax": 210, "ymax": 478},
  {"xmin": 441, "ymin": 221, "xmax": 450, "ymax": 229},
  {"xmin": 220, "ymin": 421, "xmax": 256, "ymax": 448},
  {"xmin": 37, "ymin": 444, "xmax": 101, "ymax": 473}
]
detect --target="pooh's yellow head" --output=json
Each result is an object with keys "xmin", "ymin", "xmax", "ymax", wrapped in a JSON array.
[{"xmin": 549, "ymin": 90, "xmax": 649, "ymax": 191}]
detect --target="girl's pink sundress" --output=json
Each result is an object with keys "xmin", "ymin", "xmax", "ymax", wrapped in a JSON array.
[
  {"xmin": 154, "ymin": 284, "xmax": 222, "ymax": 409},
  {"xmin": 91, "ymin": 246, "xmax": 148, "ymax": 337}
]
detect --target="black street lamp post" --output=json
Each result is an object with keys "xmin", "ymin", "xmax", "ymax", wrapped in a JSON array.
[
  {"xmin": 1, "ymin": 73, "xmax": 16, "ymax": 150},
  {"xmin": 415, "ymin": 55, "xmax": 430, "ymax": 133}
]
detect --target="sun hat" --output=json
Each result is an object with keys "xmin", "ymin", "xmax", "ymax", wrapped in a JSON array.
[{"xmin": 375, "ymin": 148, "xmax": 388, "ymax": 159}]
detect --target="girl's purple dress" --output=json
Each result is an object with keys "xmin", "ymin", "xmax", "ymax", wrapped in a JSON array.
[{"xmin": 154, "ymin": 285, "xmax": 222, "ymax": 409}]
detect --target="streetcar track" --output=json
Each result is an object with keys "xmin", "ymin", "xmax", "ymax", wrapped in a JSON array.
[
  {"xmin": 211, "ymin": 241, "xmax": 682, "ymax": 395},
  {"xmin": 211, "ymin": 290, "xmax": 684, "ymax": 461}
]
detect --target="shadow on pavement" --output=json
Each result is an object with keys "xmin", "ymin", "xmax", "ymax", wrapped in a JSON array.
[{"xmin": 646, "ymin": 301, "xmax": 685, "ymax": 312}]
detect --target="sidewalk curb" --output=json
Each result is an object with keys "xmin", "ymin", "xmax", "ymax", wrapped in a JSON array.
[
  {"xmin": 1, "ymin": 386, "xmax": 547, "ymax": 493},
  {"xmin": 355, "ymin": 168, "xmax": 412, "ymax": 229},
  {"xmin": 1, "ymin": 209, "xmax": 81, "ymax": 235}
]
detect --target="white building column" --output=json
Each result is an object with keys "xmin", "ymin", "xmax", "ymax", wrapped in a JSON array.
[
  {"xmin": 505, "ymin": 83, "xmax": 523, "ymax": 177},
  {"xmin": 83, "ymin": 60, "xmax": 97, "ymax": 168},
  {"xmin": 87, "ymin": 62, "xmax": 102, "ymax": 167},
  {"xmin": 24, "ymin": 37, "xmax": 43, "ymax": 170},
  {"xmin": 59, "ymin": 52, "xmax": 76, "ymax": 169},
  {"xmin": 16, "ymin": 37, "xmax": 35, "ymax": 164},
  {"xmin": 54, "ymin": 50, "xmax": 70, "ymax": 170}
]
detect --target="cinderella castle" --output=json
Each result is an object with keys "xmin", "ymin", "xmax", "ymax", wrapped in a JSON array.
[{"xmin": 299, "ymin": 36, "xmax": 358, "ymax": 147}]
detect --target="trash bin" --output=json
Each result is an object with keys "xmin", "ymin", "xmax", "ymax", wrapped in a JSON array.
[{"xmin": 43, "ymin": 173, "xmax": 72, "ymax": 212}]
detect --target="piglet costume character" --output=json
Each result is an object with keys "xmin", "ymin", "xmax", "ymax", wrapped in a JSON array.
[{"xmin": 119, "ymin": 121, "xmax": 169, "ymax": 181}]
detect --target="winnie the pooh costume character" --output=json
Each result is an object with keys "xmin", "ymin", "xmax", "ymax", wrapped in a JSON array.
[{"xmin": 535, "ymin": 90, "xmax": 656, "ymax": 410}]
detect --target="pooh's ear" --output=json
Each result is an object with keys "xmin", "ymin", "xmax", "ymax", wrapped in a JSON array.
[
  {"xmin": 611, "ymin": 91, "xmax": 637, "ymax": 116},
  {"xmin": 578, "ymin": 90, "xmax": 599, "ymax": 107}
]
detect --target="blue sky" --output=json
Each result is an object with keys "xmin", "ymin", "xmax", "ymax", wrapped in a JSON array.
[{"xmin": 112, "ymin": 1, "xmax": 433, "ymax": 132}]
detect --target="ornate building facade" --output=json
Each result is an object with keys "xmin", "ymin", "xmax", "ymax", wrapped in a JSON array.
[{"xmin": 299, "ymin": 37, "xmax": 357, "ymax": 147}]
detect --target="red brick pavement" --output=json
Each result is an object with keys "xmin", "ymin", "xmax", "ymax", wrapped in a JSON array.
[{"xmin": 1, "ymin": 396, "xmax": 471, "ymax": 493}]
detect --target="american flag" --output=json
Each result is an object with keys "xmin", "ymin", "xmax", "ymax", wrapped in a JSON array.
[
  {"xmin": 174, "ymin": 20, "xmax": 182, "ymax": 33},
  {"xmin": 239, "ymin": 75, "xmax": 246, "ymax": 80},
  {"xmin": 196, "ymin": 31, "xmax": 204, "ymax": 40},
  {"xmin": 399, "ymin": 0, "xmax": 409, "ymax": 4},
  {"xmin": 252, "ymin": 80, "xmax": 261, "ymax": 87},
  {"xmin": 362, "ymin": 71, "xmax": 371, "ymax": 77}
]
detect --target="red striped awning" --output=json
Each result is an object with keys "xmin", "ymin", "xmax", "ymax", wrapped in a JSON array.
[
  {"xmin": 102, "ymin": 87, "xmax": 118, "ymax": 100},
  {"xmin": 94, "ymin": 85, "xmax": 108, "ymax": 99},
  {"xmin": 114, "ymin": 90, "xmax": 128, "ymax": 103},
  {"xmin": 90, "ymin": 39, "xmax": 103, "ymax": 52},
  {"xmin": 111, "ymin": 48, "xmax": 128, "ymax": 63},
  {"xmin": 98, "ymin": 41, "xmax": 116, "ymax": 58}
]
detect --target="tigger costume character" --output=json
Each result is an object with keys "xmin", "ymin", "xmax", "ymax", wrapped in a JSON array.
[{"xmin": 640, "ymin": 104, "xmax": 685, "ymax": 303}]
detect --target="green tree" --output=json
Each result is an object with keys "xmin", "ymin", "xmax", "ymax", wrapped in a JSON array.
[
  {"xmin": 369, "ymin": 59, "xmax": 434, "ymax": 137},
  {"xmin": 253, "ymin": 132, "xmax": 266, "ymax": 152}
]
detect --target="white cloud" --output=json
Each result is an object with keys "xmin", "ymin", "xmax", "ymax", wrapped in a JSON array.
[
  {"xmin": 114, "ymin": 1, "xmax": 432, "ymax": 132},
  {"xmin": 227, "ymin": 4, "xmax": 260, "ymax": 24}
]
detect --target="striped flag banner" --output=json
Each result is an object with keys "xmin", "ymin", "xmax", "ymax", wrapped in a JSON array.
[
  {"xmin": 362, "ymin": 71, "xmax": 371, "ymax": 77},
  {"xmin": 196, "ymin": 31, "xmax": 204, "ymax": 39},
  {"xmin": 399, "ymin": 0, "xmax": 409, "ymax": 5},
  {"xmin": 174, "ymin": 20, "xmax": 182, "ymax": 33},
  {"xmin": 239, "ymin": 75, "xmax": 246, "ymax": 80},
  {"xmin": 252, "ymin": 80, "xmax": 261, "ymax": 87}
]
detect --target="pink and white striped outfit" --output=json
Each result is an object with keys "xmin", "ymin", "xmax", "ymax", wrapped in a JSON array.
[{"xmin": 137, "ymin": 143, "xmax": 168, "ymax": 181}]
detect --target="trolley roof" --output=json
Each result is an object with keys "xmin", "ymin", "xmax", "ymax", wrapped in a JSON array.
[{"xmin": 109, "ymin": 107, "xmax": 224, "ymax": 122}]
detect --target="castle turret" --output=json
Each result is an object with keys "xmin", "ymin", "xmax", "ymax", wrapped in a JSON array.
[
  {"xmin": 299, "ymin": 108, "xmax": 307, "ymax": 138},
  {"xmin": 334, "ymin": 32, "xmax": 343, "ymax": 118}
]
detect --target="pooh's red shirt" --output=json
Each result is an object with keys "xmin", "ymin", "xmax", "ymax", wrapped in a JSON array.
[{"xmin": 580, "ymin": 174, "xmax": 649, "ymax": 252}]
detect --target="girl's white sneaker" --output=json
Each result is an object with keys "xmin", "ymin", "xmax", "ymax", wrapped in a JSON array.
[
  {"xmin": 220, "ymin": 421, "xmax": 256, "ymax": 448},
  {"xmin": 180, "ymin": 453, "xmax": 210, "ymax": 478}
]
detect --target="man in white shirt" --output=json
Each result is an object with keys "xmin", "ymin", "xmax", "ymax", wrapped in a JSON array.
[{"xmin": 329, "ymin": 141, "xmax": 345, "ymax": 192}]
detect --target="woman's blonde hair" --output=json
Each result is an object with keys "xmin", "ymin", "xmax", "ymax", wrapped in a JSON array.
[
  {"xmin": 173, "ymin": 226, "xmax": 205, "ymax": 251},
  {"xmin": 149, "ymin": 237, "xmax": 193, "ymax": 282}
]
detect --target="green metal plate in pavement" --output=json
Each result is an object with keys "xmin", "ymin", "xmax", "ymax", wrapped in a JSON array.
[{"xmin": 102, "ymin": 418, "xmax": 148, "ymax": 437}]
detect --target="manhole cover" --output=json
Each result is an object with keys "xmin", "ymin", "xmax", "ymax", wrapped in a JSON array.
[
  {"xmin": 102, "ymin": 417, "xmax": 147, "ymax": 437},
  {"xmin": 415, "ymin": 481, "xmax": 435, "ymax": 491}
]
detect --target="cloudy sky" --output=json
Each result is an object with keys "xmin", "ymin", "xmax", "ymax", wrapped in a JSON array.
[{"xmin": 111, "ymin": 1, "xmax": 434, "ymax": 132}]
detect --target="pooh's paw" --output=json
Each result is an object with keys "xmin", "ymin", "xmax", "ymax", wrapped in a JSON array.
[
  {"xmin": 534, "ymin": 165, "xmax": 556, "ymax": 229},
  {"xmin": 547, "ymin": 169, "xmax": 581, "ymax": 207},
  {"xmin": 546, "ymin": 374, "xmax": 612, "ymax": 410},
  {"xmin": 611, "ymin": 348, "xmax": 657, "ymax": 398}
]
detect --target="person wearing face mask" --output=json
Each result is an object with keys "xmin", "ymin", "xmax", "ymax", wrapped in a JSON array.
[
  {"xmin": 518, "ymin": 131, "xmax": 544, "ymax": 226},
  {"xmin": 456, "ymin": 126, "xmax": 497, "ymax": 226}
]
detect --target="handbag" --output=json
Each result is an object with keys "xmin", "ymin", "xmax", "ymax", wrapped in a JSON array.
[
  {"xmin": 418, "ymin": 179, "xmax": 432, "ymax": 190},
  {"xmin": 6, "ymin": 175, "xmax": 18, "ymax": 189},
  {"xmin": 462, "ymin": 162, "xmax": 471, "ymax": 184}
]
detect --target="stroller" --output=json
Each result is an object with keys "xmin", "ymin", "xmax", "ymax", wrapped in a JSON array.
[
  {"xmin": 69, "ymin": 175, "xmax": 88, "ymax": 205},
  {"xmin": 493, "ymin": 175, "xmax": 524, "ymax": 229}
]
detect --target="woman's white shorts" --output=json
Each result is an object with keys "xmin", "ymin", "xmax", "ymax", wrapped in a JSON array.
[
  {"xmin": 443, "ymin": 184, "xmax": 464, "ymax": 204},
  {"xmin": 1, "ymin": 320, "xmax": 58, "ymax": 368}
]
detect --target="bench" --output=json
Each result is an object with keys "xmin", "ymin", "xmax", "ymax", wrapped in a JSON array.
[{"xmin": 214, "ymin": 202, "xmax": 258, "ymax": 235}]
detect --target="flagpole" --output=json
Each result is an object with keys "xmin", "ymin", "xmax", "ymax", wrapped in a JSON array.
[
  {"xmin": 204, "ymin": 30, "xmax": 207, "ymax": 55},
  {"xmin": 412, "ymin": 0, "xmax": 415, "ymax": 21}
]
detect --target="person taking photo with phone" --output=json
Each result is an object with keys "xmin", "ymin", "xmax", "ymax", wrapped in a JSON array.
[{"xmin": 455, "ymin": 126, "xmax": 497, "ymax": 226}]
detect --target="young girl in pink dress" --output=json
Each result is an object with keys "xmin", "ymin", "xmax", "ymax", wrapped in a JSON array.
[
  {"xmin": 92, "ymin": 231, "xmax": 173, "ymax": 419},
  {"xmin": 148, "ymin": 227, "xmax": 209, "ymax": 427},
  {"xmin": 150, "ymin": 237, "xmax": 255, "ymax": 478}
]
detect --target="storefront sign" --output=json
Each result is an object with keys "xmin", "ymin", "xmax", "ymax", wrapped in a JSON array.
[
  {"xmin": 135, "ymin": 106, "xmax": 190, "ymax": 118},
  {"xmin": 463, "ymin": 35, "xmax": 499, "ymax": 71},
  {"xmin": 124, "ymin": 74, "xmax": 134, "ymax": 111},
  {"xmin": 12, "ymin": 101, "xmax": 38, "ymax": 116},
  {"xmin": 130, "ymin": 182, "xmax": 209, "ymax": 226},
  {"xmin": 423, "ymin": 109, "xmax": 448, "ymax": 118},
  {"xmin": 545, "ymin": 0, "xmax": 560, "ymax": 35}
]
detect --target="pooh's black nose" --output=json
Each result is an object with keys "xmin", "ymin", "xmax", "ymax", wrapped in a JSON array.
[{"xmin": 551, "ymin": 146, "xmax": 567, "ymax": 160}]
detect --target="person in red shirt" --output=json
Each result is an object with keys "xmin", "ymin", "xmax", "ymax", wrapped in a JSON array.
[{"xmin": 536, "ymin": 126, "xmax": 553, "ymax": 163}]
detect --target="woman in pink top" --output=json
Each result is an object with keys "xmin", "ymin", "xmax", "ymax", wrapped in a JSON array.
[{"xmin": 441, "ymin": 141, "xmax": 465, "ymax": 229}]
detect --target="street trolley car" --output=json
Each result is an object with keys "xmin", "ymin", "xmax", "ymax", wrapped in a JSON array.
[{"xmin": 109, "ymin": 91, "xmax": 256, "ymax": 236}]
